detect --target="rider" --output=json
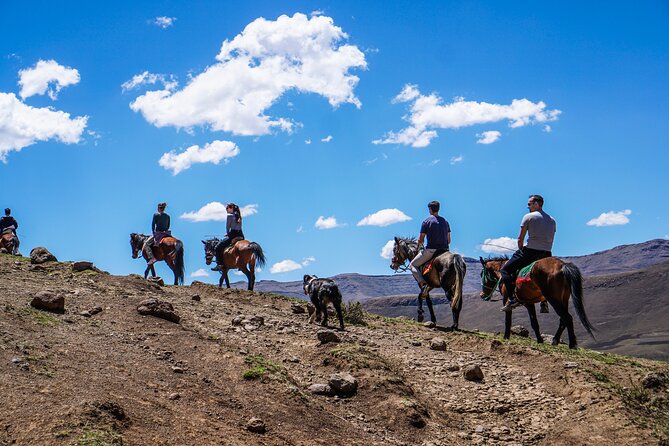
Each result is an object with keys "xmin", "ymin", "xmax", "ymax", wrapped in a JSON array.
[
  {"xmin": 0, "ymin": 208, "xmax": 19, "ymax": 254},
  {"xmin": 143, "ymin": 202, "xmax": 171, "ymax": 266},
  {"xmin": 410, "ymin": 200, "xmax": 451, "ymax": 296},
  {"xmin": 500, "ymin": 194, "xmax": 556, "ymax": 312},
  {"xmin": 212, "ymin": 203, "xmax": 244, "ymax": 271}
]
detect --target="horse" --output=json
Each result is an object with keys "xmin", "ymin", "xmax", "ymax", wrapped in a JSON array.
[
  {"xmin": 202, "ymin": 238, "xmax": 266, "ymax": 290},
  {"xmin": 0, "ymin": 230, "xmax": 19, "ymax": 255},
  {"xmin": 130, "ymin": 233, "xmax": 185, "ymax": 285},
  {"xmin": 389, "ymin": 236, "xmax": 466, "ymax": 328},
  {"xmin": 479, "ymin": 256, "xmax": 595, "ymax": 349}
]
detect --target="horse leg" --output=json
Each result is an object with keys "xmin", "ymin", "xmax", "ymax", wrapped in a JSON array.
[
  {"xmin": 550, "ymin": 301, "xmax": 577, "ymax": 349},
  {"xmin": 447, "ymin": 287, "xmax": 461, "ymax": 330},
  {"xmin": 417, "ymin": 296, "xmax": 425, "ymax": 322},
  {"xmin": 218, "ymin": 272, "xmax": 224, "ymax": 288},
  {"xmin": 504, "ymin": 308, "xmax": 512, "ymax": 340},
  {"xmin": 333, "ymin": 299, "xmax": 345, "ymax": 331},
  {"xmin": 425, "ymin": 296, "xmax": 436, "ymax": 324},
  {"xmin": 239, "ymin": 265, "xmax": 254, "ymax": 291},
  {"xmin": 553, "ymin": 319, "xmax": 566, "ymax": 346},
  {"xmin": 151, "ymin": 265, "xmax": 156, "ymax": 278},
  {"xmin": 526, "ymin": 303, "xmax": 543, "ymax": 343},
  {"xmin": 144, "ymin": 265, "xmax": 150, "ymax": 279},
  {"xmin": 223, "ymin": 270, "xmax": 231, "ymax": 288}
]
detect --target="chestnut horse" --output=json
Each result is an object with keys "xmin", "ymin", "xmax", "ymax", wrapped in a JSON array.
[
  {"xmin": 130, "ymin": 233, "xmax": 184, "ymax": 285},
  {"xmin": 390, "ymin": 236, "xmax": 466, "ymax": 328},
  {"xmin": 479, "ymin": 256, "xmax": 594, "ymax": 349},
  {"xmin": 0, "ymin": 231, "xmax": 19, "ymax": 255},
  {"xmin": 202, "ymin": 238, "xmax": 266, "ymax": 290}
]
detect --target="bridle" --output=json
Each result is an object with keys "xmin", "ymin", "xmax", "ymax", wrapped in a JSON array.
[
  {"xmin": 480, "ymin": 262, "xmax": 502, "ymax": 301},
  {"xmin": 391, "ymin": 239, "xmax": 420, "ymax": 273}
]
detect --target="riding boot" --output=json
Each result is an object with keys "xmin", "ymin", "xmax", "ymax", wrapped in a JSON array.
[
  {"xmin": 211, "ymin": 264, "xmax": 224, "ymax": 271},
  {"xmin": 540, "ymin": 301, "xmax": 549, "ymax": 313},
  {"xmin": 143, "ymin": 243, "xmax": 157, "ymax": 265}
]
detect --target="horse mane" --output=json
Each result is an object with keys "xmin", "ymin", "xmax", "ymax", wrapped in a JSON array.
[
  {"xmin": 485, "ymin": 256, "xmax": 509, "ymax": 263},
  {"xmin": 396, "ymin": 236, "xmax": 417, "ymax": 244}
]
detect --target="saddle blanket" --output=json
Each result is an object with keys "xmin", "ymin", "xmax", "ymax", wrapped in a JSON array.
[{"xmin": 516, "ymin": 261, "xmax": 538, "ymax": 285}]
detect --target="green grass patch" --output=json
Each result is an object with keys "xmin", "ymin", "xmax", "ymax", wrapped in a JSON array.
[
  {"xmin": 72, "ymin": 429, "xmax": 123, "ymax": 446},
  {"xmin": 242, "ymin": 354, "xmax": 286, "ymax": 382},
  {"xmin": 585, "ymin": 369, "xmax": 610, "ymax": 383},
  {"xmin": 28, "ymin": 308, "xmax": 61, "ymax": 326},
  {"xmin": 342, "ymin": 301, "xmax": 367, "ymax": 326}
]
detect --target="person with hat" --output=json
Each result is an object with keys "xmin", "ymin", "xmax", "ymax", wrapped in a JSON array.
[{"xmin": 143, "ymin": 202, "xmax": 171, "ymax": 266}]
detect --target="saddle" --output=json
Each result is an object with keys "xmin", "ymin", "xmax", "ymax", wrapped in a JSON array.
[
  {"xmin": 421, "ymin": 249, "xmax": 448, "ymax": 276},
  {"xmin": 514, "ymin": 261, "xmax": 543, "ymax": 303},
  {"xmin": 1, "ymin": 228, "xmax": 13, "ymax": 236},
  {"xmin": 223, "ymin": 237, "xmax": 244, "ymax": 255},
  {"xmin": 154, "ymin": 231, "xmax": 172, "ymax": 245}
]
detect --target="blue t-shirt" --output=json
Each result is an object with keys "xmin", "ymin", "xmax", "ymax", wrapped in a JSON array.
[{"xmin": 420, "ymin": 215, "xmax": 450, "ymax": 250}]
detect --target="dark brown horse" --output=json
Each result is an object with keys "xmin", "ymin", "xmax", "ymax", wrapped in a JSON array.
[
  {"xmin": 0, "ymin": 231, "xmax": 19, "ymax": 255},
  {"xmin": 479, "ymin": 256, "xmax": 595, "ymax": 349},
  {"xmin": 202, "ymin": 238, "xmax": 266, "ymax": 290},
  {"xmin": 390, "ymin": 236, "xmax": 466, "ymax": 328},
  {"xmin": 130, "ymin": 233, "xmax": 185, "ymax": 285}
]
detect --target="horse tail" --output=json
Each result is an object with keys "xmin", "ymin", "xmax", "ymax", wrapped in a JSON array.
[
  {"xmin": 174, "ymin": 240, "xmax": 185, "ymax": 285},
  {"xmin": 248, "ymin": 242, "xmax": 266, "ymax": 268},
  {"xmin": 562, "ymin": 262, "xmax": 595, "ymax": 338},
  {"xmin": 451, "ymin": 254, "xmax": 466, "ymax": 311}
]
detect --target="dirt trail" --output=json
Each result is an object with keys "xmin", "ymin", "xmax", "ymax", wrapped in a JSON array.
[{"xmin": 1, "ymin": 254, "xmax": 667, "ymax": 445}]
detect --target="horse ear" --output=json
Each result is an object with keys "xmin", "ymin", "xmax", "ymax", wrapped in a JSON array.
[
  {"xmin": 201, "ymin": 240, "xmax": 206, "ymax": 245},
  {"xmin": 394, "ymin": 236, "xmax": 399, "ymax": 243},
  {"xmin": 479, "ymin": 256, "xmax": 485, "ymax": 266}
]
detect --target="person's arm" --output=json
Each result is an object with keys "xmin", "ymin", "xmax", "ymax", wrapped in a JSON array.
[
  {"xmin": 447, "ymin": 231, "xmax": 451, "ymax": 245},
  {"xmin": 418, "ymin": 232, "xmax": 426, "ymax": 247},
  {"xmin": 152, "ymin": 214, "xmax": 157, "ymax": 233},
  {"xmin": 226, "ymin": 214, "xmax": 233, "ymax": 234},
  {"xmin": 517, "ymin": 226, "xmax": 528, "ymax": 250},
  {"xmin": 166, "ymin": 214, "xmax": 171, "ymax": 230}
]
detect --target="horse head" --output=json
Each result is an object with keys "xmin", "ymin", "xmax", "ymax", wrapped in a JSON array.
[
  {"xmin": 479, "ymin": 257, "xmax": 506, "ymax": 299},
  {"xmin": 389, "ymin": 236, "xmax": 418, "ymax": 271},
  {"xmin": 202, "ymin": 238, "xmax": 220, "ymax": 265},
  {"xmin": 130, "ymin": 233, "xmax": 146, "ymax": 259}
]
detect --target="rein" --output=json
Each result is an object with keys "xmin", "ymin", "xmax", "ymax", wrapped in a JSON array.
[
  {"xmin": 394, "ymin": 239, "xmax": 420, "ymax": 273},
  {"xmin": 480, "ymin": 265, "xmax": 503, "ymax": 302}
]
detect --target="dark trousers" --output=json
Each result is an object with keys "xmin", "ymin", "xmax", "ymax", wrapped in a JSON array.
[
  {"xmin": 500, "ymin": 247, "xmax": 552, "ymax": 297},
  {"xmin": 219, "ymin": 230, "xmax": 244, "ymax": 251}
]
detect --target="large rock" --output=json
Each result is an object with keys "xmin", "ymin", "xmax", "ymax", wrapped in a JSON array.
[
  {"xmin": 463, "ymin": 365, "xmax": 484, "ymax": 382},
  {"xmin": 72, "ymin": 261, "xmax": 95, "ymax": 272},
  {"xmin": 317, "ymin": 329, "xmax": 341, "ymax": 344},
  {"xmin": 429, "ymin": 337, "xmax": 447, "ymax": 351},
  {"xmin": 246, "ymin": 417, "xmax": 266, "ymax": 434},
  {"xmin": 30, "ymin": 291, "xmax": 64, "ymax": 313},
  {"xmin": 642, "ymin": 372, "xmax": 667, "ymax": 389},
  {"xmin": 329, "ymin": 373, "xmax": 358, "ymax": 395},
  {"xmin": 137, "ymin": 299, "xmax": 180, "ymax": 323},
  {"xmin": 30, "ymin": 247, "xmax": 57, "ymax": 264}
]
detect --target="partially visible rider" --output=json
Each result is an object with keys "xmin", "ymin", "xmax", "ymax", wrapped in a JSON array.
[
  {"xmin": 212, "ymin": 203, "xmax": 244, "ymax": 271},
  {"xmin": 500, "ymin": 194, "xmax": 556, "ymax": 312},
  {"xmin": 0, "ymin": 208, "xmax": 20, "ymax": 254},
  {"xmin": 143, "ymin": 202, "xmax": 171, "ymax": 266},
  {"xmin": 410, "ymin": 200, "xmax": 451, "ymax": 296}
]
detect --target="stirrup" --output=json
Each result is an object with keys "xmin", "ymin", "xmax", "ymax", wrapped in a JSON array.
[
  {"xmin": 501, "ymin": 300, "xmax": 522, "ymax": 312},
  {"xmin": 211, "ymin": 264, "xmax": 224, "ymax": 271}
]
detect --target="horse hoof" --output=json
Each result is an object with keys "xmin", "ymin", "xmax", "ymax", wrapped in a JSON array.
[
  {"xmin": 551, "ymin": 340, "xmax": 559, "ymax": 346},
  {"xmin": 417, "ymin": 314, "xmax": 424, "ymax": 323}
]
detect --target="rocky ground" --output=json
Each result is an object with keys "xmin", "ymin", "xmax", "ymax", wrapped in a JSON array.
[{"xmin": 1, "ymin": 252, "xmax": 668, "ymax": 445}]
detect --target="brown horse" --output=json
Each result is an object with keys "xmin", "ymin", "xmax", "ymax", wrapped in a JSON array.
[
  {"xmin": 202, "ymin": 237, "xmax": 266, "ymax": 290},
  {"xmin": 390, "ymin": 236, "xmax": 466, "ymax": 328},
  {"xmin": 479, "ymin": 256, "xmax": 595, "ymax": 349},
  {"xmin": 0, "ymin": 231, "xmax": 19, "ymax": 255},
  {"xmin": 130, "ymin": 233, "xmax": 185, "ymax": 285}
]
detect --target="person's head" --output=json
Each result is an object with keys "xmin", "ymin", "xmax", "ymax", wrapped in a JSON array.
[
  {"xmin": 227, "ymin": 203, "xmax": 242, "ymax": 223},
  {"xmin": 4, "ymin": 208, "xmax": 10, "ymax": 216},
  {"xmin": 157, "ymin": 202, "xmax": 167, "ymax": 213},
  {"xmin": 527, "ymin": 194, "xmax": 544, "ymax": 211},
  {"xmin": 427, "ymin": 201, "xmax": 440, "ymax": 215}
]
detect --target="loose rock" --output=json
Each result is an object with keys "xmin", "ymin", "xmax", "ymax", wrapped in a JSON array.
[
  {"xmin": 423, "ymin": 321, "xmax": 436, "ymax": 329},
  {"xmin": 72, "ymin": 261, "xmax": 95, "ymax": 272},
  {"xmin": 463, "ymin": 365, "xmax": 484, "ymax": 382},
  {"xmin": 429, "ymin": 337, "xmax": 447, "ymax": 351},
  {"xmin": 137, "ymin": 298, "xmax": 180, "ymax": 323},
  {"xmin": 291, "ymin": 303, "xmax": 306, "ymax": 314},
  {"xmin": 191, "ymin": 294, "xmax": 201, "ymax": 302},
  {"xmin": 642, "ymin": 372, "xmax": 667, "ymax": 389},
  {"xmin": 510, "ymin": 325, "xmax": 529, "ymax": 337},
  {"xmin": 30, "ymin": 247, "xmax": 57, "ymax": 264},
  {"xmin": 564, "ymin": 362, "xmax": 578, "ymax": 369},
  {"xmin": 308, "ymin": 383, "xmax": 334, "ymax": 396},
  {"xmin": 148, "ymin": 276, "xmax": 165, "ymax": 287},
  {"xmin": 30, "ymin": 290, "xmax": 65, "ymax": 313},
  {"xmin": 317, "ymin": 329, "xmax": 341, "ymax": 344},
  {"xmin": 246, "ymin": 417, "xmax": 266, "ymax": 434},
  {"xmin": 329, "ymin": 373, "xmax": 358, "ymax": 395}
]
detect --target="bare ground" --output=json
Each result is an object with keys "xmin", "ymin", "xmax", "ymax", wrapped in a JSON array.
[{"xmin": 1, "ymin": 253, "xmax": 668, "ymax": 446}]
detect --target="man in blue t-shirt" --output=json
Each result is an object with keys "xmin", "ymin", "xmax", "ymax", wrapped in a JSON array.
[{"xmin": 410, "ymin": 200, "xmax": 451, "ymax": 295}]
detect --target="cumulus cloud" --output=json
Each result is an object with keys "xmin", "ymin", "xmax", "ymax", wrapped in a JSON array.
[
  {"xmin": 315, "ymin": 216, "xmax": 343, "ymax": 229},
  {"xmin": 587, "ymin": 209, "xmax": 632, "ymax": 227},
  {"xmin": 374, "ymin": 84, "xmax": 560, "ymax": 148},
  {"xmin": 153, "ymin": 16, "xmax": 176, "ymax": 28},
  {"xmin": 450, "ymin": 154, "xmax": 464, "ymax": 165},
  {"xmin": 305, "ymin": 139, "xmax": 312, "ymax": 145},
  {"xmin": 0, "ymin": 92, "xmax": 87, "ymax": 162},
  {"xmin": 121, "ymin": 71, "xmax": 177, "ymax": 92},
  {"xmin": 476, "ymin": 130, "xmax": 501, "ymax": 144},
  {"xmin": 190, "ymin": 268, "xmax": 209, "ymax": 278},
  {"xmin": 18, "ymin": 59, "xmax": 80, "ymax": 100},
  {"xmin": 357, "ymin": 208, "xmax": 411, "ymax": 227},
  {"xmin": 301, "ymin": 256, "xmax": 315, "ymax": 266},
  {"xmin": 159, "ymin": 140, "xmax": 240, "ymax": 175},
  {"xmin": 270, "ymin": 259, "xmax": 303, "ymax": 274},
  {"xmin": 180, "ymin": 202, "xmax": 258, "ymax": 222},
  {"xmin": 130, "ymin": 13, "xmax": 366, "ymax": 136},
  {"xmin": 480, "ymin": 236, "xmax": 517, "ymax": 254},
  {"xmin": 321, "ymin": 135, "xmax": 333, "ymax": 143},
  {"xmin": 380, "ymin": 240, "xmax": 395, "ymax": 259}
]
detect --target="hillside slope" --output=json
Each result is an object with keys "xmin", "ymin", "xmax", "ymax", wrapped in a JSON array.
[{"xmin": 1, "ymin": 254, "xmax": 668, "ymax": 445}]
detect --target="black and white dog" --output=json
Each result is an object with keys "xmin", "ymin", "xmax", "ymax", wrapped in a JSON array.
[{"xmin": 303, "ymin": 274, "xmax": 345, "ymax": 330}]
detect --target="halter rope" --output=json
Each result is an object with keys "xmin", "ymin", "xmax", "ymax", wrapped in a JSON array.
[{"xmin": 480, "ymin": 265, "xmax": 502, "ymax": 301}]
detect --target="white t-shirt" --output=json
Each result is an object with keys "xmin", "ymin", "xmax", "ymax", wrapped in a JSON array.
[{"xmin": 520, "ymin": 210, "xmax": 556, "ymax": 252}]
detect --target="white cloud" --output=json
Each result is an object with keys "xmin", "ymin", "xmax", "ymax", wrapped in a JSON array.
[
  {"xmin": 18, "ymin": 59, "xmax": 80, "ymax": 100},
  {"xmin": 543, "ymin": 125, "xmax": 552, "ymax": 133},
  {"xmin": 159, "ymin": 140, "xmax": 240, "ymax": 175},
  {"xmin": 480, "ymin": 236, "xmax": 517, "ymax": 254},
  {"xmin": 190, "ymin": 268, "xmax": 209, "ymax": 278},
  {"xmin": 130, "ymin": 13, "xmax": 366, "ymax": 136},
  {"xmin": 296, "ymin": 225, "xmax": 304, "ymax": 233},
  {"xmin": 121, "ymin": 71, "xmax": 177, "ymax": 92},
  {"xmin": 380, "ymin": 240, "xmax": 395, "ymax": 259},
  {"xmin": 305, "ymin": 139, "xmax": 312, "ymax": 145},
  {"xmin": 476, "ymin": 130, "xmax": 501, "ymax": 144},
  {"xmin": 0, "ymin": 92, "xmax": 88, "ymax": 162},
  {"xmin": 180, "ymin": 202, "xmax": 258, "ymax": 222},
  {"xmin": 270, "ymin": 259, "xmax": 303, "ymax": 274},
  {"xmin": 427, "ymin": 159, "xmax": 440, "ymax": 166},
  {"xmin": 321, "ymin": 135, "xmax": 333, "ymax": 143},
  {"xmin": 450, "ymin": 154, "xmax": 464, "ymax": 165},
  {"xmin": 301, "ymin": 256, "xmax": 315, "ymax": 266},
  {"xmin": 153, "ymin": 16, "xmax": 176, "ymax": 28},
  {"xmin": 315, "ymin": 215, "xmax": 344, "ymax": 229},
  {"xmin": 374, "ymin": 84, "xmax": 560, "ymax": 148},
  {"xmin": 357, "ymin": 208, "xmax": 411, "ymax": 227},
  {"xmin": 587, "ymin": 209, "xmax": 632, "ymax": 227}
]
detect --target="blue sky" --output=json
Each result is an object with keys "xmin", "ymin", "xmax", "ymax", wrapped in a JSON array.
[{"xmin": 1, "ymin": 1, "xmax": 668, "ymax": 284}]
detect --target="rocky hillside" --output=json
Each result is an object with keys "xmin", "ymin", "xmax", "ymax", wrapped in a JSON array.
[{"xmin": 1, "ymin": 253, "xmax": 669, "ymax": 445}]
